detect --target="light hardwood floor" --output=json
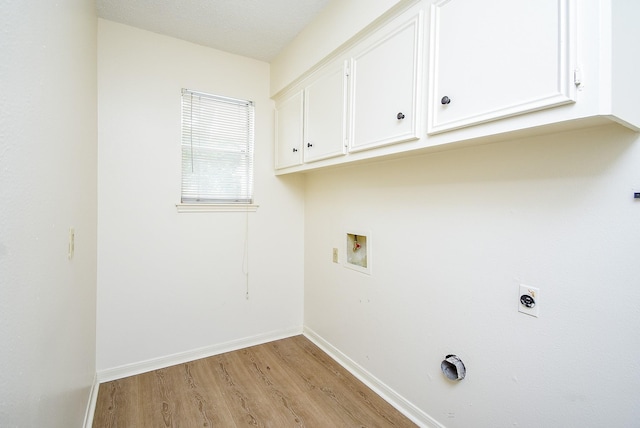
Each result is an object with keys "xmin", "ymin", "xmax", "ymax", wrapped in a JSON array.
[{"xmin": 93, "ymin": 335, "xmax": 417, "ymax": 427}]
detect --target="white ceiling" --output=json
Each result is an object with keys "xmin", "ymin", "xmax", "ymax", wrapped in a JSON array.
[{"xmin": 96, "ymin": 0, "xmax": 331, "ymax": 62}]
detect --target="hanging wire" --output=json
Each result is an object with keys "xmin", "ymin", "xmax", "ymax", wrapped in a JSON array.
[
  {"xmin": 242, "ymin": 204, "xmax": 250, "ymax": 299},
  {"xmin": 242, "ymin": 103, "xmax": 253, "ymax": 299}
]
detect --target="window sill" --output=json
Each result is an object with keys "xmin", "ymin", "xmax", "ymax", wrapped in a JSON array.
[{"xmin": 176, "ymin": 203, "xmax": 259, "ymax": 213}]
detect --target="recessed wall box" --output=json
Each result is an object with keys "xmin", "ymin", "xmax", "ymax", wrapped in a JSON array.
[{"xmin": 345, "ymin": 231, "xmax": 371, "ymax": 274}]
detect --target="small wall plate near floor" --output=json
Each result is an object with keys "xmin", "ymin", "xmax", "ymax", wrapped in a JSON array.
[{"xmin": 518, "ymin": 284, "xmax": 540, "ymax": 317}]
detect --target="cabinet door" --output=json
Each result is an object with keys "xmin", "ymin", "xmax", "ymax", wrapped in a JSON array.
[
  {"xmin": 349, "ymin": 8, "xmax": 424, "ymax": 152},
  {"xmin": 303, "ymin": 61, "xmax": 348, "ymax": 163},
  {"xmin": 275, "ymin": 91, "xmax": 303, "ymax": 169},
  {"xmin": 428, "ymin": 0, "xmax": 575, "ymax": 134}
]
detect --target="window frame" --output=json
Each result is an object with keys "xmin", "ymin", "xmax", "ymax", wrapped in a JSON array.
[{"xmin": 176, "ymin": 88, "xmax": 258, "ymax": 212}]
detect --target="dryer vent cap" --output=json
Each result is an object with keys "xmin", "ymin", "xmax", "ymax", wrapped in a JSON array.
[{"xmin": 441, "ymin": 354, "xmax": 466, "ymax": 381}]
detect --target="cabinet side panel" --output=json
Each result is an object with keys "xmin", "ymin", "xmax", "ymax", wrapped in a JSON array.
[{"xmin": 610, "ymin": 0, "xmax": 640, "ymax": 130}]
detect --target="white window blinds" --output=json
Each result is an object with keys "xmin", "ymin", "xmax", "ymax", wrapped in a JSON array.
[{"xmin": 181, "ymin": 89, "xmax": 255, "ymax": 204}]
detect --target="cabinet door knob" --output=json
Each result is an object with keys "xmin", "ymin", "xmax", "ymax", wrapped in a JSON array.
[
  {"xmin": 292, "ymin": 148, "xmax": 298, "ymax": 153},
  {"xmin": 397, "ymin": 112, "xmax": 405, "ymax": 120},
  {"xmin": 441, "ymin": 96, "xmax": 451, "ymax": 105},
  {"xmin": 307, "ymin": 143, "xmax": 313, "ymax": 148}
]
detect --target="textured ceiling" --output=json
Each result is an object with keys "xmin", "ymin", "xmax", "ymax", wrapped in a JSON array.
[{"xmin": 96, "ymin": 0, "xmax": 331, "ymax": 62}]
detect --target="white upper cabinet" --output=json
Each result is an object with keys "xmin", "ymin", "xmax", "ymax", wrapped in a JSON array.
[
  {"xmin": 272, "ymin": 0, "xmax": 639, "ymax": 175},
  {"xmin": 274, "ymin": 59, "xmax": 347, "ymax": 169},
  {"xmin": 304, "ymin": 60, "xmax": 348, "ymax": 162},
  {"xmin": 349, "ymin": 5, "xmax": 424, "ymax": 152},
  {"xmin": 428, "ymin": 0, "xmax": 576, "ymax": 134},
  {"xmin": 274, "ymin": 90, "xmax": 303, "ymax": 169}
]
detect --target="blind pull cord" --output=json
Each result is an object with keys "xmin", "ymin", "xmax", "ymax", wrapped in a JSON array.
[{"xmin": 243, "ymin": 206, "xmax": 250, "ymax": 300}]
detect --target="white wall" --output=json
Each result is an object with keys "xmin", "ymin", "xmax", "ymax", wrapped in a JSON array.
[
  {"xmin": 97, "ymin": 20, "xmax": 305, "ymax": 373},
  {"xmin": 304, "ymin": 125, "xmax": 640, "ymax": 427},
  {"xmin": 270, "ymin": 0, "xmax": 402, "ymax": 95},
  {"xmin": 0, "ymin": 1, "xmax": 98, "ymax": 426},
  {"xmin": 272, "ymin": 0, "xmax": 640, "ymax": 426}
]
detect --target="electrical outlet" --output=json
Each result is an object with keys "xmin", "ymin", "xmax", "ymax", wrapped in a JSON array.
[
  {"xmin": 518, "ymin": 284, "xmax": 539, "ymax": 317},
  {"xmin": 332, "ymin": 248, "xmax": 339, "ymax": 263}
]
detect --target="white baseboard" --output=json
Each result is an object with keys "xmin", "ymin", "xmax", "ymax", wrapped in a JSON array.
[
  {"xmin": 303, "ymin": 326, "xmax": 444, "ymax": 428},
  {"xmin": 96, "ymin": 326, "xmax": 303, "ymax": 383},
  {"xmin": 83, "ymin": 373, "xmax": 99, "ymax": 428}
]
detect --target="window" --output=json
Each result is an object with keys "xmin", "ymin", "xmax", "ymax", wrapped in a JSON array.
[{"xmin": 180, "ymin": 88, "xmax": 255, "ymax": 208}]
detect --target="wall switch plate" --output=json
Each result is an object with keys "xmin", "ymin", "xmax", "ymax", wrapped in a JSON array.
[
  {"xmin": 332, "ymin": 248, "xmax": 339, "ymax": 263},
  {"xmin": 518, "ymin": 284, "xmax": 539, "ymax": 317},
  {"xmin": 68, "ymin": 227, "xmax": 75, "ymax": 260}
]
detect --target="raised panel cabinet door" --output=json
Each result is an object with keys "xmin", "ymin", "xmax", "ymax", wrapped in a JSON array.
[
  {"xmin": 303, "ymin": 61, "xmax": 348, "ymax": 163},
  {"xmin": 275, "ymin": 91, "xmax": 304, "ymax": 169},
  {"xmin": 428, "ymin": 0, "xmax": 575, "ymax": 134},
  {"xmin": 349, "ymin": 8, "xmax": 424, "ymax": 153}
]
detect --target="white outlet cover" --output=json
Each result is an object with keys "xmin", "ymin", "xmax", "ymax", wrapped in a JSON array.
[{"xmin": 518, "ymin": 284, "xmax": 540, "ymax": 317}]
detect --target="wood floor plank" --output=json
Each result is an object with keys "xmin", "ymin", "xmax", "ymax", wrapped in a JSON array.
[
  {"xmin": 235, "ymin": 342, "xmax": 345, "ymax": 426},
  {"xmin": 135, "ymin": 361, "xmax": 237, "ymax": 427},
  {"xmin": 182, "ymin": 359, "xmax": 238, "ymax": 427},
  {"xmin": 137, "ymin": 368, "xmax": 185, "ymax": 427},
  {"xmin": 278, "ymin": 336, "xmax": 415, "ymax": 427},
  {"xmin": 93, "ymin": 375, "xmax": 140, "ymax": 428},
  {"xmin": 273, "ymin": 338, "xmax": 374, "ymax": 425},
  {"xmin": 248, "ymin": 341, "xmax": 343, "ymax": 426},
  {"xmin": 92, "ymin": 335, "xmax": 417, "ymax": 427},
  {"xmin": 200, "ymin": 351, "xmax": 271, "ymax": 426},
  {"xmin": 260, "ymin": 339, "xmax": 362, "ymax": 427}
]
